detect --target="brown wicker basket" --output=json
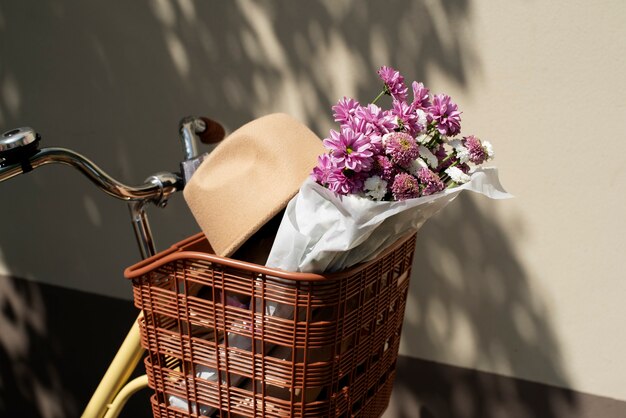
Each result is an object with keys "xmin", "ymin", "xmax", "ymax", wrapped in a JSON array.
[{"xmin": 125, "ymin": 231, "xmax": 416, "ymax": 418}]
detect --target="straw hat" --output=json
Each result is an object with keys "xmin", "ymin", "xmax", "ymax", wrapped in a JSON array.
[{"xmin": 184, "ymin": 113, "xmax": 324, "ymax": 257}]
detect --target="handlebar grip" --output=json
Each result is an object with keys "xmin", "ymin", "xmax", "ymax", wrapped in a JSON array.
[{"xmin": 197, "ymin": 117, "xmax": 225, "ymax": 144}]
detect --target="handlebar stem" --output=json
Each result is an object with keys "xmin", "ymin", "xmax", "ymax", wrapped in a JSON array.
[{"xmin": 179, "ymin": 116, "xmax": 206, "ymax": 160}]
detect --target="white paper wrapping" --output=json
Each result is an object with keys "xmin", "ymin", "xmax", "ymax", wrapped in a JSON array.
[{"xmin": 266, "ymin": 168, "xmax": 512, "ymax": 273}]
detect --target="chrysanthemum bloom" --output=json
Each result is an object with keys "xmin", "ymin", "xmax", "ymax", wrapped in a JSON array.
[
  {"xmin": 391, "ymin": 99, "xmax": 423, "ymax": 135},
  {"xmin": 448, "ymin": 139, "xmax": 470, "ymax": 164},
  {"xmin": 311, "ymin": 153, "xmax": 335, "ymax": 186},
  {"xmin": 445, "ymin": 166, "xmax": 471, "ymax": 184},
  {"xmin": 344, "ymin": 117, "xmax": 369, "ymax": 136},
  {"xmin": 377, "ymin": 66, "xmax": 408, "ymax": 101},
  {"xmin": 364, "ymin": 175, "xmax": 388, "ymax": 201},
  {"xmin": 411, "ymin": 81, "xmax": 431, "ymax": 109},
  {"xmin": 344, "ymin": 117, "xmax": 385, "ymax": 154},
  {"xmin": 462, "ymin": 136, "xmax": 495, "ymax": 164},
  {"xmin": 384, "ymin": 131, "xmax": 420, "ymax": 167},
  {"xmin": 332, "ymin": 97, "xmax": 360, "ymax": 125},
  {"xmin": 368, "ymin": 133, "xmax": 384, "ymax": 154},
  {"xmin": 327, "ymin": 168, "xmax": 366, "ymax": 195},
  {"xmin": 391, "ymin": 172, "xmax": 420, "ymax": 200},
  {"xmin": 463, "ymin": 135, "xmax": 488, "ymax": 165},
  {"xmin": 372, "ymin": 155, "xmax": 396, "ymax": 182},
  {"xmin": 417, "ymin": 167, "xmax": 445, "ymax": 196},
  {"xmin": 355, "ymin": 104, "xmax": 396, "ymax": 135},
  {"xmin": 428, "ymin": 94, "xmax": 462, "ymax": 136},
  {"xmin": 418, "ymin": 145, "xmax": 439, "ymax": 168},
  {"xmin": 323, "ymin": 127, "xmax": 374, "ymax": 172}
]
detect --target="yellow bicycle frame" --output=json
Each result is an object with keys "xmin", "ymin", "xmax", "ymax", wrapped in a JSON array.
[{"xmin": 81, "ymin": 314, "xmax": 147, "ymax": 418}]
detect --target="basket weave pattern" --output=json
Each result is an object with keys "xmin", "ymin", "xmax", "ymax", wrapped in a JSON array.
[{"xmin": 128, "ymin": 232, "xmax": 416, "ymax": 418}]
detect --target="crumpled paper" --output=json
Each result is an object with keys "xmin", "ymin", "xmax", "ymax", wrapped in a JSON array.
[{"xmin": 266, "ymin": 168, "xmax": 512, "ymax": 273}]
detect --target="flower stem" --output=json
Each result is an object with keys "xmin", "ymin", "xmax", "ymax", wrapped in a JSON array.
[
  {"xmin": 372, "ymin": 89, "xmax": 386, "ymax": 105},
  {"xmin": 427, "ymin": 129, "xmax": 440, "ymax": 148},
  {"xmin": 440, "ymin": 160, "xmax": 459, "ymax": 186},
  {"xmin": 440, "ymin": 153, "xmax": 453, "ymax": 165}
]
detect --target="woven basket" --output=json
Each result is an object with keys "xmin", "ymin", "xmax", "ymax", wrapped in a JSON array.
[{"xmin": 125, "ymin": 231, "xmax": 416, "ymax": 417}]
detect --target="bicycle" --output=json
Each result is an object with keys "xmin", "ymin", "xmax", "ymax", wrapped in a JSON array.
[
  {"xmin": 0, "ymin": 116, "xmax": 225, "ymax": 418},
  {"xmin": 1, "ymin": 116, "xmax": 415, "ymax": 418}
]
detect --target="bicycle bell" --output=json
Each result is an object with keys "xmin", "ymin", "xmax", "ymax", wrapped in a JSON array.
[{"xmin": 0, "ymin": 127, "xmax": 41, "ymax": 167}]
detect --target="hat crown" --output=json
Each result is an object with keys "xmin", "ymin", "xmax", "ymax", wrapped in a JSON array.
[{"xmin": 184, "ymin": 113, "xmax": 325, "ymax": 257}]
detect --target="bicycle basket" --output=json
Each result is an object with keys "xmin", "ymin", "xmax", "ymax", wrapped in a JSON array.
[{"xmin": 125, "ymin": 231, "xmax": 416, "ymax": 418}]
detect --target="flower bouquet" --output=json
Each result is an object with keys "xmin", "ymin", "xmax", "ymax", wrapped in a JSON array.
[{"xmin": 267, "ymin": 66, "xmax": 511, "ymax": 273}]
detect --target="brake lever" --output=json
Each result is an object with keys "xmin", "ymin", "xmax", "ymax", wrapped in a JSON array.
[{"xmin": 178, "ymin": 116, "xmax": 225, "ymax": 185}]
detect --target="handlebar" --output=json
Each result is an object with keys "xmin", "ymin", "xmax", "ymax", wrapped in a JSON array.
[
  {"xmin": 0, "ymin": 116, "xmax": 225, "ymax": 259},
  {"xmin": 0, "ymin": 146, "xmax": 182, "ymax": 205},
  {"xmin": 0, "ymin": 116, "xmax": 226, "ymax": 206}
]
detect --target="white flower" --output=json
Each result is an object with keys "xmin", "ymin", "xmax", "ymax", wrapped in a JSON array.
[
  {"xmin": 456, "ymin": 147, "xmax": 470, "ymax": 164},
  {"xmin": 415, "ymin": 109, "xmax": 428, "ymax": 130},
  {"xmin": 448, "ymin": 139, "xmax": 462, "ymax": 149},
  {"xmin": 482, "ymin": 140, "xmax": 495, "ymax": 160},
  {"xmin": 415, "ymin": 133, "xmax": 431, "ymax": 145},
  {"xmin": 448, "ymin": 139, "xmax": 469, "ymax": 164},
  {"xmin": 408, "ymin": 158, "xmax": 428, "ymax": 176},
  {"xmin": 381, "ymin": 132, "xmax": 393, "ymax": 146},
  {"xmin": 418, "ymin": 145, "xmax": 439, "ymax": 168},
  {"xmin": 445, "ymin": 166, "xmax": 471, "ymax": 184},
  {"xmin": 364, "ymin": 175, "xmax": 388, "ymax": 201}
]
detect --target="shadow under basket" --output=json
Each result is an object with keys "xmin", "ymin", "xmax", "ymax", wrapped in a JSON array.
[{"xmin": 125, "ymin": 231, "xmax": 417, "ymax": 418}]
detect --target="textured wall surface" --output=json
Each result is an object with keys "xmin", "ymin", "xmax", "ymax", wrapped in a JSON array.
[
  {"xmin": 398, "ymin": 0, "xmax": 626, "ymax": 402},
  {"xmin": 1, "ymin": 0, "xmax": 625, "ymax": 404}
]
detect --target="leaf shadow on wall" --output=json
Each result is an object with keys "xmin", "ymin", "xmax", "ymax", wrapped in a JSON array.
[
  {"xmin": 391, "ymin": 193, "xmax": 577, "ymax": 418},
  {"xmin": 0, "ymin": 0, "xmax": 577, "ymax": 417}
]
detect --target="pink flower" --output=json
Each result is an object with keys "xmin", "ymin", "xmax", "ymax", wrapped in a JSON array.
[
  {"xmin": 417, "ymin": 167, "xmax": 445, "ymax": 196},
  {"xmin": 384, "ymin": 132, "xmax": 420, "ymax": 167},
  {"xmin": 312, "ymin": 154, "xmax": 366, "ymax": 195},
  {"xmin": 377, "ymin": 66, "xmax": 408, "ymax": 102},
  {"xmin": 411, "ymin": 81, "xmax": 431, "ymax": 109},
  {"xmin": 354, "ymin": 104, "xmax": 396, "ymax": 135},
  {"xmin": 392, "ymin": 99, "xmax": 424, "ymax": 135},
  {"xmin": 372, "ymin": 155, "xmax": 396, "ymax": 182},
  {"xmin": 323, "ymin": 127, "xmax": 374, "ymax": 172},
  {"xmin": 343, "ymin": 110, "xmax": 384, "ymax": 154},
  {"xmin": 428, "ymin": 94, "xmax": 462, "ymax": 136},
  {"xmin": 317, "ymin": 65, "xmax": 496, "ymax": 201},
  {"xmin": 344, "ymin": 116, "xmax": 370, "ymax": 135},
  {"xmin": 391, "ymin": 172, "xmax": 420, "ymax": 200},
  {"xmin": 332, "ymin": 97, "xmax": 360, "ymax": 125},
  {"xmin": 311, "ymin": 153, "xmax": 335, "ymax": 186},
  {"xmin": 327, "ymin": 169, "xmax": 366, "ymax": 195},
  {"xmin": 463, "ymin": 135, "xmax": 488, "ymax": 165}
]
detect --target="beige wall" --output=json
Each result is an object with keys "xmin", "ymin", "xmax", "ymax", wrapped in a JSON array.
[
  {"xmin": 398, "ymin": 0, "xmax": 626, "ymax": 402},
  {"xmin": 1, "ymin": 0, "xmax": 625, "ymax": 403}
]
